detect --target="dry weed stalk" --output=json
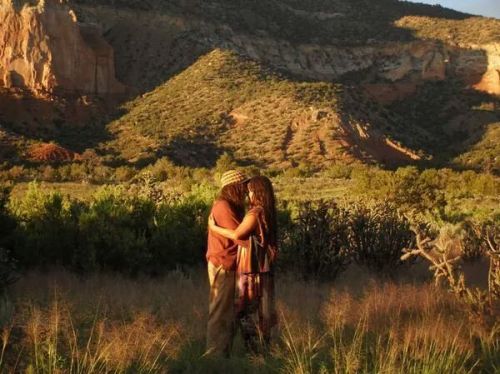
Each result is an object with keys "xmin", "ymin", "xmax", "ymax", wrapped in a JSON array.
[{"xmin": 401, "ymin": 225, "xmax": 499, "ymax": 337}]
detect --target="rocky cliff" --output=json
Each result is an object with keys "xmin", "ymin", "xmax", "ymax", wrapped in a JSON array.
[
  {"xmin": 0, "ymin": 0, "xmax": 498, "ymax": 170},
  {"xmin": 0, "ymin": 0, "xmax": 124, "ymax": 95},
  {"xmin": 73, "ymin": 3, "xmax": 499, "ymax": 101}
]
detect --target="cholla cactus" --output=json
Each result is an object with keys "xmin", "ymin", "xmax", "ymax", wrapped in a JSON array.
[
  {"xmin": 402, "ymin": 223, "xmax": 499, "ymax": 336},
  {"xmin": 483, "ymin": 224, "xmax": 500, "ymax": 301}
]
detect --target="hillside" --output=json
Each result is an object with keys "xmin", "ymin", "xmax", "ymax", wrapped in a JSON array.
[
  {"xmin": 0, "ymin": 0, "xmax": 499, "ymax": 172},
  {"xmin": 103, "ymin": 49, "xmax": 424, "ymax": 168}
]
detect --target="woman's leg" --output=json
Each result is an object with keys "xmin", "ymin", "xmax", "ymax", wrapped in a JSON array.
[{"xmin": 258, "ymin": 272, "xmax": 277, "ymax": 347}]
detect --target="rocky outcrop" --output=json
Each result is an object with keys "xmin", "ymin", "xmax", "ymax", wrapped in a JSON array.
[
  {"xmin": 472, "ymin": 44, "xmax": 500, "ymax": 96},
  {"xmin": 72, "ymin": 5, "xmax": 499, "ymax": 99},
  {"xmin": 226, "ymin": 35, "xmax": 499, "ymax": 96},
  {"xmin": 0, "ymin": 0, "xmax": 124, "ymax": 96}
]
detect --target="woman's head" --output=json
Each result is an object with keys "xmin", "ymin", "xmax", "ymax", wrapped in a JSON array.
[{"xmin": 247, "ymin": 176, "xmax": 277, "ymax": 246}]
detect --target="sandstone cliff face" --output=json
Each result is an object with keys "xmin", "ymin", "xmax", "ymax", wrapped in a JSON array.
[
  {"xmin": 472, "ymin": 43, "xmax": 500, "ymax": 96},
  {"xmin": 0, "ymin": 0, "xmax": 124, "ymax": 95},
  {"xmin": 225, "ymin": 35, "xmax": 499, "ymax": 99},
  {"xmin": 74, "ymin": 4, "xmax": 498, "ymax": 101}
]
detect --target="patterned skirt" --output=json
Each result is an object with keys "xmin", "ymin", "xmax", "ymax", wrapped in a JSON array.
[{"xmin": 236, "ymin": 246, "xmax": 277, "ymax": 348}]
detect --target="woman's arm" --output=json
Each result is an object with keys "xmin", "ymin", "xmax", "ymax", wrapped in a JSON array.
[{"xmin": 209, "ymin": 212, "xmax": 258, "ymax": 241}]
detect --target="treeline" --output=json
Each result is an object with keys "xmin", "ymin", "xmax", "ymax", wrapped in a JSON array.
[{"xmin": 0, "ymin": 182, "xmax": 496, "ymax": 283}]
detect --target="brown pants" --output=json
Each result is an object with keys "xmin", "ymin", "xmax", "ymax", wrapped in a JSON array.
[{"xmin": 206, "ymin": 262, "xmax": 236, "ymax": 357}]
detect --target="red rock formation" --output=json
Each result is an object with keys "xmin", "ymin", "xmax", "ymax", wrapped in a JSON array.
[
  {"xmin": 28, "ymin": 143, "xmax": 80, "ymax": 162},
  {"xmin": 0, "ymin": 0, "xmax": 124, "ymax": 96}
]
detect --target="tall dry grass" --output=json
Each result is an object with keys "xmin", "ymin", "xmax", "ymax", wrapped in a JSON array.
[{"xmin": 0, "ymin": 268, "xmax": 497, "ymax": 373}]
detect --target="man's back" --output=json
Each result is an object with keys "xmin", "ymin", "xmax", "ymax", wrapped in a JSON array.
[{"xmin": 206, "ymin": 199, "xmax": 244, "ymax": 270}]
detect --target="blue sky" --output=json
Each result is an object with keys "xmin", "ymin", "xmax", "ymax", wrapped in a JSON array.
[{"xmin": 407, "ymin": 0, "xmax": 500, "ymax": 18}]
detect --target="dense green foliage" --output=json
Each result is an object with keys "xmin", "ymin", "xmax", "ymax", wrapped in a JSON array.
[
  {"xmin": 7, "ymin": 183, "xmax": 210, "ymax": 274},
  {"xmin": 280, "ymin": 200, "xmax": 415, "ymax": 278},
  {"xmin": 4, "ymin": 180, "xmax": 494, "ymax": 280},
  {"xmin": 0, "ymin": 186, "xmax": 17, "ymax": 293},
  {"xmin": 280, "ymin": 201, "xmax": 351, "ymax": 280}
]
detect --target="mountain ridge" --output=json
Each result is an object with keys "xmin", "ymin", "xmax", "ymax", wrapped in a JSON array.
[{"xmin": 0, "ymin": 0, "xmax": 498, "ymax": 172}]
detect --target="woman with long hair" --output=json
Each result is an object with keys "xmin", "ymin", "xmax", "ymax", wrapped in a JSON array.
[{"xmin": 208, "ymin": 175, "xmax": 278, "ymax": 351}]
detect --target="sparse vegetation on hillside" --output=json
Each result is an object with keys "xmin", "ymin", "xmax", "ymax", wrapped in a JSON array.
[
  {"xmin": 396, "ymin": 15, "xmax": 500, "ymax": 45},
  {"xmin": 71, "ymin": 0, "xmax": 498, "ymax": 45},
  {"xmin": 103, "ymin": 49, "xmax": 424, "ymax": 169}
]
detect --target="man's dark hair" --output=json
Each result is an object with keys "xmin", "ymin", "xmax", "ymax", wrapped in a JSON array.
[{"xmin": 218, "ymin": 182, "xmax": 247, "ymax": 219}]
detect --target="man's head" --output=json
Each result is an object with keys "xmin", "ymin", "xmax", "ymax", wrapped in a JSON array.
[{"xmin": 218, "ymin": 170, "xmax": 249, "ymax": 216}]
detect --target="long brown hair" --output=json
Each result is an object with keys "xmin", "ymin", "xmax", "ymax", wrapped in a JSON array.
[
  {"xmin": 218, "ymin": 182, "xmax": 247, "ymax": 219},
  {"xmin": 248, "ymin": 176, "xmax": 277, "ymax": 247}
]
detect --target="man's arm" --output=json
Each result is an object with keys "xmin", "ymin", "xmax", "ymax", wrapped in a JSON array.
[
  {"xmin": 209, "ymin": 213, "xmax": 257, "ymax": 241},
  {"xmin": 212, "ymin": 200, "xmax": 248, "ymax": 246}
]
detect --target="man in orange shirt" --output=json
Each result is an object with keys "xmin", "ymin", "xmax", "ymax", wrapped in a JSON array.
[{"xmin": 205, "ymin": 170, "xmax": 249, "ymax": 357}]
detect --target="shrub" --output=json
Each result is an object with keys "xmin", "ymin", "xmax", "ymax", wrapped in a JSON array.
[
  {"xmin": 215, "ymin": 152, "xmax": 238, "ymax": 174},
  {"xmin": 391, "ymin": 167, "xmax": 446, "ymax": 215},
  {"xmin": 460, "ymin": 220, "xmax": 499, "ymax": 262},
  {"xmin": 0, "ymin": 186, "xmax": 17, "ymax": 299},
  {"xmin": 148, "ymin": 197, "xmax": 209, "ymax": 274},
  {"xmin": 10, "ymin": 183, "xmax": 80, "ymax": 268},
  {"xmin": 324, "ymin": 164, "xmax": 353, "ymax": 179},
  {"xmin": 6, "ymin": 183, "xmax": 210, "ymax": 275},
  {"xmin": 114, "ymin": 166, "xmax": 136, "ymax": 182},
  {"xmin": 348, "ymin": 203, "xmax": 414, "ymax": 275},
  {"xmin": 281, "ymin": 201, "xmax": 351, "ymax": 280},
  {"xmin": 0, "ymin": 185, "xmax": 15, "ymax": 250},
  {"xmin": 76, "ymin": 186, "xmax": 155, "ymax": 273},
  {"xmin": 402, "ymin": 223, "xmax": 500, "ymax": 336}
]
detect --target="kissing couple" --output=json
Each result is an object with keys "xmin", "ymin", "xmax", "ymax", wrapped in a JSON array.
[{"xmin": 205, "ymin": 170, "xmax": 278, "ymax": 357}]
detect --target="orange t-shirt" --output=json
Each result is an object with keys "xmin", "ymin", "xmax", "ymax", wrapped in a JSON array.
[{"xmin": 206, "ymin": 199, "xmax": 248, "ymax": 270}]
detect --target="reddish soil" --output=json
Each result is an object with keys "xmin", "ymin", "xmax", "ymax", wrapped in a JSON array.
[{"xmin": 28, "ymin": 143, "xmax": 81, "ymax": 162}]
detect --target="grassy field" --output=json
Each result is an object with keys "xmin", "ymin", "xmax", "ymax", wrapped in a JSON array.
[{"xmin": 1, "ymin": 266, "xmax": 498, "ymax": 373}]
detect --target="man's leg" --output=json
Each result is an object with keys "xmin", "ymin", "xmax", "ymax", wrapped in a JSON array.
[{"xmin": 206, "ymin": 262, "xmax": 236, "ymax": 357}]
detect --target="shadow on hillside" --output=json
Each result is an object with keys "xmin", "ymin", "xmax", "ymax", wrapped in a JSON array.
[
  {"xmin": 384, "ymin": 79, "xmax": 500, "ymax": 171},
  {"xmin": 161, "ymin": 136, "xmax": 229, "ymax": 168},
  {"xmin": 0, "ymin": 88, "xmax": 126, "ymax": 154},
  {"xmin": 75, "ymin": 0, "xmax": 480, "ymax": 96},
  {"xmin": 2, "ymin": 0, "xmax": 497, "ymax": 170}
]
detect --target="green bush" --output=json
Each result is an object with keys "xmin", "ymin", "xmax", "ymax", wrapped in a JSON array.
[
  {"xmin": 148, "ymin": 197, "xmax": 209, "ymax": 274},
  {"xmin": 391, "ymin": 167, "xmax": 446, "ymax": 215},
  {"xmin": 76, "ymin": 186, "xmax": 155, "ymax": 273},
  {"xmin": 0, "ymin": 186, "xmax": 17, "ymax": 295},
  {"xmin": 280, "ymin": 201, "xmax": 351, "ymax": 280},
  {"xmin": 10, "ymin": 183, "xmax": 80, "ymax": 267},
  {"xmin": 461, "ymin": 220, "xmax": 498, "ymax": 262},
  {"xmin": 324, "ymin": 164, "xmax": 353, "ymax": 179},
  {"xmin": 348, "ymin": 203, "xmax": 414, "ymax": 275},
  {"xmin": 0, "ymin": 185, "xmax": 15, "ymax": 250},
  {"xmin": 7, "ymin": 183, "xmax": 210, "ymax": 275}
]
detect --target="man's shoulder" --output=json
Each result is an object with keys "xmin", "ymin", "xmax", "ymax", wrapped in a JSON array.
[{"xmin": 212, "ymin": 199, "xmax": 233, "ymax": 212}]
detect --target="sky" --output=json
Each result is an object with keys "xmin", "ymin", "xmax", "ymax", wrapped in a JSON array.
[{"xmin": 408, "ymin": 0, "xmax": 500, "ymax": 18}]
